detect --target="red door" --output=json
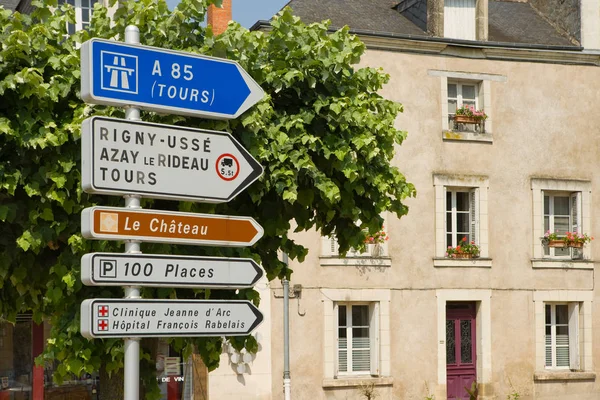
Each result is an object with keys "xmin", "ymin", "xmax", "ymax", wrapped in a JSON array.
[{"xmin": 446, "ymin": 302, "xmax": 477, "ymax": 400}]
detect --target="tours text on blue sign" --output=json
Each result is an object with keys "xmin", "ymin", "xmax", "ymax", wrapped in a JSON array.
[{"xmin": 81, "ymin": 39, "xmax": 264, "ymax": 119}]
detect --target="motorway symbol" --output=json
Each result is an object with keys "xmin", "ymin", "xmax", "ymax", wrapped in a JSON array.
[
  {"xmin": 80, "ymin": 299, "xmax": 264, "ymax": 339},
  {"xmin": 81, "ymin": 117, "xmax": 263, "ymax": 203},
  {"xmin": 81, "ymin": 206, "xmax": 263, "ymax": 246},
  {"xmin": 81, "ymin": 39, "xmax": 265, "ymax": 119},
  {"xmin": 81, "ymin": 253, "xmax": 263, "ymax": 288}
]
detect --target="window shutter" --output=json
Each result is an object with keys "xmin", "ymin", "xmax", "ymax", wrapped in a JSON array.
[
  {"xmin": 369, "ymin": 302, "xmax": 380, "ymax": 376},
  {"xmin": 469, "ymin": 188, "xmax": 479, "ymax": 245},
  {"xmin": 568, "ymin": 302, "xmax": 580, "ymax": 370},
  {"xmin": 570, "ymin": 192, "xmax": 582, "ymax": 258},
  {"xmin": 334, "ymin": 303, "xmax": 340, "ymax": 376},
  {"xmin": 322, "ymin": 236, "xmax": 339, "ymax": 256},
  {"xmin": 443, "ymin": 186, "xmax": 448, "ymax": 248}
]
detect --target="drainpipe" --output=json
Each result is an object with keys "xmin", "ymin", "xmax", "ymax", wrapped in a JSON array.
[{"xmin": 282, "ymin": 252, "xmax": 291, "ymax": 400}]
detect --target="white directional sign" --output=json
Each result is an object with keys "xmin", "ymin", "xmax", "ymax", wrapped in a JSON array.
[
  {"xmin": 81, "ymin": 117, "xmax": 263, "ymax": 203},
  {"xmin": 80, "ymin": 299, "xmax": 263, "ymax": 339},
  {"xmin": 81, "ymin": 253, "xmax": 263, "ymax": 288}
]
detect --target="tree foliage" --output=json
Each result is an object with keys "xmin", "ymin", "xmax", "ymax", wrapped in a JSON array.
[{"xmin": 0, "ymin": 0, "xmax": 415, "ymax": 397}]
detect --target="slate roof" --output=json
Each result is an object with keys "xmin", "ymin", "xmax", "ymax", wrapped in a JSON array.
[
  {"xmin": 282, "ymin": 0, "xmax": 427, "ymax": 37},
  {"xmin": 0, "ymin": 0, "xmax": 33, "ymax": 13},
  {"xmin": 0, "ymin": 0, "xmax": 21, "ymax": 11},
  {"xmin": 281, "ymin": 0, "xmax": 577, "ymax": 47},
  {"xmin": 488, "ymin": 1, "xmax": 574, "ymax": 46}
]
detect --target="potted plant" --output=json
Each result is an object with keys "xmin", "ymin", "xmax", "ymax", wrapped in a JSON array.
[
  {"xmin": 564, "ymin": 231, "xmax": 594, "ymax": 248},
  {"xmin": 364, "ymin": 226, "xmax": 389, "ymax": 256},
  {"xmin": 543, "ymin": 230, "xmax": 566, "ymax": 248},
  {"xmin": 446, "ymin": 237, "xmax": 480, "ymax": 259},
  {"xmin": 454, "ymin": 104, "xmax": 488, "ymax": 125}
]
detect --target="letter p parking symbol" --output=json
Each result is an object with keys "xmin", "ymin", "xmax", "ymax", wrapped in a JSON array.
[{"xmin": 99, "ymin": 259, "xmax": 117, "ymax": 278}]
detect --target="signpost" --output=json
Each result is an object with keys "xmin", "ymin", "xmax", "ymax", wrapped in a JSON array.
[
  {"xmin": 79, "ymin": 26, "xmax": 266, "ymax": 400},
  {"xmin": 81, "ymin": 206, "xmax": 263, "ymax": 246},
  {"xmin": 81, "ymin": 253, "xmax": 263, "ymax": 288},
  {"xmin": 81, "ymin": 38, "xmax": 264, "ymax": 119},
  {"xmin": 81, "ymin": 116, "xmax": 263, "ymax": 202},
  {"xmin": 80, "ymin": 299, "xmax": 263, "ymax": 339}
]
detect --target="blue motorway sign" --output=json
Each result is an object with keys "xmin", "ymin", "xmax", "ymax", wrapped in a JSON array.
[{"xmin": 81, "ymin": 39, "xmax": 265, "ymax": 119}]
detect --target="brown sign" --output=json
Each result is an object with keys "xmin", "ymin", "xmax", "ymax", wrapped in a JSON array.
[{"xmin": 81, "ymin": 207, "xmax": 263, "ymax": 246}]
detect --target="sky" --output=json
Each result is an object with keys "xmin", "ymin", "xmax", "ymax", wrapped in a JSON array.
[{"xmin": 166, "ymin": 0, "xmax": 290, "ymax": 28}]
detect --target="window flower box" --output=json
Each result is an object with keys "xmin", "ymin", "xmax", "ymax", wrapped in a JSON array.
[
  {"xmin": 446, "ymin": 237, "xmax": 480, "ymax": 259},
  {"xmin": 451, "ymin": 253, "xmax": 477, "ymax": 259},
  {"xmin": 547, "ymin": 240, "xmax": 567, "ymax": 248},
  {"xmin": 543, "ymin": 230, "xmax": 593, "ymax": 248},
  {"xmin": 454, "ymin": 115, "xmax": 481, "ymax": 124},
  {"xmin": 453, "ymin": 105, "xmax": 487, "ymax": 133}
]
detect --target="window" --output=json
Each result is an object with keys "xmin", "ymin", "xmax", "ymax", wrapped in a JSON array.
[
  {"xmin": 545, "ymin": 304, "xmax": 574, "ymax": 369},
  {"xmin": 531, "ymin": 179, "xmax": 592, "ymax": 266},
  {"xmin": 447, "ymin": 81, "xmax": 485, "ymax": 133},
  {"xmin": 337, "ymin": 304, "xmax": 374, "ymax": 375},
  {"xmin": 323, "ymin": 236, "xmax": 388, "ymax": 258},
  {"xmin": 429, "ymin": 70, "xmax": 505, "ymax": 140},
  {"xmin": 446, "ymin": 189, "xmax": 477, "ymax": 248},
  {"xmin": 444, "ymin": 0, "xmax": 476, "ymax": 40},
  {"xmin": 322, "ymin": 289, "xmax": 390, "ymax": 383},
  {"xmin": 320, "ymin": 217, "xmax": 391, "ymax": 267},
  {"xmin": 543, "ymin": 192, "xmax": 581, "ymax": 258},
  {"xmin": 63, "ymin": 0, "xmax": 100, "ymax": 34},
  {"xmin": 534, "ymin": 291, "xmax": 593, "ymax": 375},
  {"xmin": 434, "ymin": 175, "xmax": 490, "ymax": 267}
]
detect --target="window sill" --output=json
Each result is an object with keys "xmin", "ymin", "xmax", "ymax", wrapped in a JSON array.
[
  {"xmin": 433, "ymin": 258, "xmax": 492, "ymax": 268},
  {"xmin": 322, "ymin": 376, "xmax": 393, "ymax": 388},
  {"xmin": 531, "ymin": 259, "xmax": 594, "ymax": 270},
  {"xmin": 320, "ymin": 256, "xmax": 392, "ymax": 267},
  {"xmin": 442, "ymin": 130, "xmax": 493, "ymax": 143},
  {"xmin": 534, "ymin": 371, "xmax": 596, "ymax": 381}
]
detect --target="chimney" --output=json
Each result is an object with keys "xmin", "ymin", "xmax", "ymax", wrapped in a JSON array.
[{"xmin": 207, "ymin": 0, "xmax": 232, "ymax": 36}]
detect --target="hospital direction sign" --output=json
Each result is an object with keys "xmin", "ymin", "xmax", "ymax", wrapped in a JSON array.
[
  {"xmin": 80, "ymin": 299, "xmax": 264, "ymax": 339},
  {"xmin": 81, "ymin": 117, "xmax": 263, "ymax": 203}
]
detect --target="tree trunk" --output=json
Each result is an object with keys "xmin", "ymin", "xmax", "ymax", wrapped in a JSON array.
[{"xmin": 98, "ymin": 363, "xmax": 124, "ymax": 400}]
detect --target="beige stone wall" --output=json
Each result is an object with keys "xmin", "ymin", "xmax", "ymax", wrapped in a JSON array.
[{"xmin": 265, "ymin": 47, "xmax": 600, "ymax": 400}]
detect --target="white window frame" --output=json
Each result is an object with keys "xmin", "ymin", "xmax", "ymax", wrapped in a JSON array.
[
  {"xmin": 447, "ymin": 81, "xmax": 479, "ymax": 114},
  {"xmin": 445, "ymin": 188, "xmax": 477, "ymax": 248},
  {"xmin": 531, "ymin": 179, "xmax": 592, "ymax": 266},
  {"xmin": 434, "ymin": 175, "xmax": 490, "ymax": 267},
  {"xmin": 64, "ymin": 0, "xmax": 100, "ymax": 34},
  {"xmin": 543, "ymin": 192, "xmax": 581, "ymax": 259},
  {"xmin": 534, "ymin": 291, "xmax": 593, "ymax": 373},
  {"xmin": 544, "ymin": 303, "xmax": 573, "ymax": 369},
  {"xmin": 320, "ymin": 216, "xmax": 391, "ymax": 267},
  {"xmin": 322, "ymin": 289, "xmax": 390, "ymax": 381},
  {"xmin": 429, "ymin": 70, "xmax": 507, "ymax": 137},
  {"xmin": 335, "ymin": 302, "xmax": 376, "ymax": 376}
]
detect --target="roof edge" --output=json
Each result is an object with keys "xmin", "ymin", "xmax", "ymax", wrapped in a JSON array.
[{"xmin": 251, "ymin": 20, "xmax": 582, "ymax": 52}]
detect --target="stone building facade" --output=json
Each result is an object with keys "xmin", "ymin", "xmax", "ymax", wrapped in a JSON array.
[{"xmin": 209, "ymin": 1, "xmax": 600, "ymax": 399}]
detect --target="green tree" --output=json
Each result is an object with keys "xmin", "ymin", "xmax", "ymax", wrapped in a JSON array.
[{"xmin": 0, "ymin": 0, "xmax": 415, "ymax": 398}]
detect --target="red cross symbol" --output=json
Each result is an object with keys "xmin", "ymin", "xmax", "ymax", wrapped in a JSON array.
[
  {"xmin": 98, "ymin": 305, "xmax": 109, "ymax": 317},
  {"xmin": 97, "ymin": 319, "xmax": 108, "ymax": 331}
]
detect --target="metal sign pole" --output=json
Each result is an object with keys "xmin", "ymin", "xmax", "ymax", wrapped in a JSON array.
[{"xmin": 123, "ymin": 25, "xmax": 141, "ymax": 400}]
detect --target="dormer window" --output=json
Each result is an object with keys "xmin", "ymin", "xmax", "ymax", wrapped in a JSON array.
[
  {"xmin": 63, "ymin": 0, "xmax": 100, "ymax": 34},
  {"xmin": 444, "ymin": 0, "xmax": 476, "ymax": 40}
]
